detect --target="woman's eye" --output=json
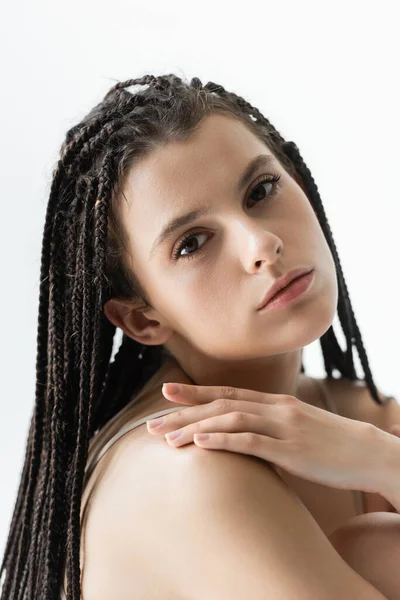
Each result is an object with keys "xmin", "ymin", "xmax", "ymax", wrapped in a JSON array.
[
  {"xmin": 171, "ymin": 172, "xmax": 282, "ymax": 261},
  {"xmin": 172, "ymin": 231, "xmax": 209, "ymax": 261}
]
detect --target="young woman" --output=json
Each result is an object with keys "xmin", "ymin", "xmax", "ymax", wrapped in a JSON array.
[{"xmin": 2, "ymin": 74, "xmax": 400, "ymax": 600}]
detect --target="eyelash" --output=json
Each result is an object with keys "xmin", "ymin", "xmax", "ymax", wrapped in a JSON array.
[{"xmin": 171, "ymin": 172, "xmax": 282, "ymax": 262}]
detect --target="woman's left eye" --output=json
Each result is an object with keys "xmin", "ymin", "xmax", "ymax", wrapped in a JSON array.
[{"xmin": 172, "ymin": 172, "xmax": 282, "ymax": 262}]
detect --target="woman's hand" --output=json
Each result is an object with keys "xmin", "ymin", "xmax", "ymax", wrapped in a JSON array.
[{"xmin": 146, "ymin": 382, "xmax": 399, "ymax": 495}]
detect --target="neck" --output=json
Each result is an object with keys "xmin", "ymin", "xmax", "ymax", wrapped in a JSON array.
[{"xmin": 163, "ymin": 347, "xmax": 304, "ymax": 398}]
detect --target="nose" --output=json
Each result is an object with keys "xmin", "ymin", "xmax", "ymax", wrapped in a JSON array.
[{"xmin": 238, "ymin": 222, "xmax": 283, "ymax": 273}]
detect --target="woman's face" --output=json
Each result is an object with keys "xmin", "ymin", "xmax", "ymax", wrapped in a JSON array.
[{"xmin": 106, "ymin": 112, "xmax": 338, "ymax": 381}]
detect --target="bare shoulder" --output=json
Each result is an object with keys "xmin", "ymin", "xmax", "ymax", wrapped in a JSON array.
[
  {"xmin": 80, "ymin": 420, "xmax": 216, "ymax": 599},
  {"xmin": 103, "ymin": 435, "xmax": 387, "ymax": 600}
]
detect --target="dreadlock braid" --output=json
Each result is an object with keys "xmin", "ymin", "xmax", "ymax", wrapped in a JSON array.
[
  {"xmin": 65, "ymin": 176, "xmax": 98, "ymax": 600},
  {"xmin": 1, "ymin": 72, "xmax": 391, "ymax": 600},
  {"xmin": 1, "ymin": 155, "xmax": 72, "ymax": 599}
]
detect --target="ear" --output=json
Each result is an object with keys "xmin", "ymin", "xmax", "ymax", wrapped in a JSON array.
[{"xmin": 103, "ymin": 297, "xmax": 173, "ymax": 348}]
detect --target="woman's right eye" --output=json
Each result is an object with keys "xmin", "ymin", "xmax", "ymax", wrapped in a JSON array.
[
  {"xmin": 171, "ymin": 172, "xmax": 282, "ymax": 262},
  {"xmin": 171, "ymin": 230, "xmax": 209, "ymax": 262}
]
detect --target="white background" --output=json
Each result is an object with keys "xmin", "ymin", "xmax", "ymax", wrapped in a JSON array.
[{"xmin": 0, "ymin": 0, "xmax": 399, "ymax": 556}]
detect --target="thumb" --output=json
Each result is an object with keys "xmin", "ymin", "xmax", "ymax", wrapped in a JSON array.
[{"xmin": 161, "ymin": 382, "xmax": 197, "ymax": 405}]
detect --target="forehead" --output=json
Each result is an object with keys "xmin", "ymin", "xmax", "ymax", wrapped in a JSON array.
[{"xmin": 118, "ymin": 113, "xmax": 275, "ymax": 260}]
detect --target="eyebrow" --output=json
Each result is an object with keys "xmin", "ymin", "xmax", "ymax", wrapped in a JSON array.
[{"xmin": 149, "ymin": 153, "xmax": 276, "ymax": 259}]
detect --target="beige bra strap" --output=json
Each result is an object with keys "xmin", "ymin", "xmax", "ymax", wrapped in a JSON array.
[
  {"xmin": 83, "ymin": 405, "xmax": 184, "ymax": 487},
  {"xmin": 60, "ymin": 404, "xmax": 185, "ymax": 599}
]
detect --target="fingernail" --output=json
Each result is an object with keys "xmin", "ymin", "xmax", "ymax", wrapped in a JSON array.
[
  {"xmin": 194, "ymin": 433, "xmax": 210, "ymax": 441},
  {"xmin": 163, "ymin": 383, "xmax": 180, "ymax": 395},
  {"xmin": 147, "ymin": 417, "xmax": 164, "ymax": 428},
  {"xmin": 165, "ymin": 429, "xmax": 182, "ymax": 441}
]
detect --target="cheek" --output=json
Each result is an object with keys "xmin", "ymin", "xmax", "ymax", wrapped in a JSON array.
[
  {"xmin": 300, "ymin": 200, "xmax": 335, "ymax": 266},
  {"xmin": 313, "ymin": 218, "xmax": 338, "ymax": 284},
  {"xmin": 167, "ymin": 271, "xmax": 238, "ymax": 339},
  {"xmin": 286, "ymin": 197, "xmax": 339, "ymax": 315},
  {"xmin": 184, "ymin": 271, "xmax": 229, "ymax": 317}
]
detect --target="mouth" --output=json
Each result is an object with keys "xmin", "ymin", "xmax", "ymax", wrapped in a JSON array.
[{"xmin": 258, "ymin": 268, "xmax": 315, "ymax": 312}]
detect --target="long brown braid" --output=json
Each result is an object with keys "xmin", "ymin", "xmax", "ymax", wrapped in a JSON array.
[{"xmin": 0, "ymin": 73, "xmax": 390, "ymax": 600}]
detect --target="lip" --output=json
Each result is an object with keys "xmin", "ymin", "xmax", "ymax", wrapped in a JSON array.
[{"xmin": 257, "ymin": 267, "xmax": 314, "ymax": 311}]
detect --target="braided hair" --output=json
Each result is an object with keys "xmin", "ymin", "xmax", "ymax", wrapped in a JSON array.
[{"xmin": 0, "ymin": 73, "xmax": 390, "ymax": 600}]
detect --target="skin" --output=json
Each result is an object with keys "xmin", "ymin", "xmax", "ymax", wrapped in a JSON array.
[
  {"xmin": 329, "ymin": 513, "xmax": 400, "ymax": 599},
  {"xmin": 102, "ymin": 112, "xmax": 400, "ymax": 595},
  {"xmin": 104, "ymin": 112, "xmax": 338, "ymax": 408}
]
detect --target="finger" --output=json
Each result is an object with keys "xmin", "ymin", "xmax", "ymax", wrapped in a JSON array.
[
  {"xmin": 163, "ymin": 412, "xmax": 281, "ymax": 447},
  {"xmin": 147, "ymin": 399, "xmax": 270, "ymax": 435},
  {"xmin": 162, "ymin": 382, "xmax": 278, "ymax": 405},
  {"xmin": 152, "ymin": 410, "xmax": 287, "ymax": 451},
  {"xmin": 192, "ymin": 430, "xmax": 285, "ymax": 468},
  {"xmin": 161, "ymin": 382, "xmax": 198, "ymax": 405}
]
